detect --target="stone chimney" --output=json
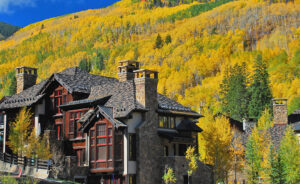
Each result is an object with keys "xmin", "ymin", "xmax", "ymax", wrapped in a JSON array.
[
  {"xmin": 273, "ymin": 99, "xmax": 288, "ymax": 125},
  {"xmin": 134, "ymin": 69, "xmax": 158, "ymax": 110},
  {"xmin": 118, "ymin": 60, "xmax": 140, "ymax": 82},
  {"xmin": 15, "ymin": 66, "xmax": 37, "ymax": 94}
]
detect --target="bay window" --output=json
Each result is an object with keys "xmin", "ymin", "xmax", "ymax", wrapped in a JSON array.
[{"xmin": 90, "ymin": 120, "xmax": 113, "ymax": 169}]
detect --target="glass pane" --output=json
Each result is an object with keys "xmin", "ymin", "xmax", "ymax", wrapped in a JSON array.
[
  {"xmin": 90, "ymin": 138, "xmax": 95, "ymax": 146},
  {"xmin": 108, "ymin": 128, "xmax": 112, "ymax": 136},
  {"xmin": 163, "ymin": 117, "xmax": 168, "ymax": 128},
  {"xmin": 171, "ymin": 117, "xmax": 175, "ymax": 129},
  {"xmin": 97, "ymin": 138, "xmax": 106, "ymax": 145},
  {"xmin": 97, "ymin": 124, "xmax": 106, "ymax": 136},
  {"xmin": 90, "ymin": 147, "xmax": 95, "ymax": 161},
  {"xmin": 159, "ymin": 116, "xmax": 164, "ymax": 128},
  {"xmin": 69, "ymin": 120, "xmax": 74, "ymax": 132},
  {"xmin": 97, "ymin": 146, "xmax": 106, "ymax": 160},
  {"xmin": 90, "ymin": 130, "xmax": 95, "ymax": 137},
  {"xmin": 108, "ymin": 137, "xmax": 112, "ymax": 144},
  {"xmin": 108, "ymin": 145, "xmax": 112, "ymax": 160}
]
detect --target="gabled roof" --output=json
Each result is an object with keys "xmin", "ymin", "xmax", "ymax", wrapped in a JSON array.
[
  {"xmin": 78, "ymin": 105, "xmax": 127, "ymax": 132},
  {"xmin": 0, "ymin": 67, "xmax": 200, "ymax": 119},
  {"xmin": 0, "ymin": 79, "xmax": 48, "ymax": 110},
  {"xmin": 0, "ymin": 67, "xmax": 117, "ymax": 110}
]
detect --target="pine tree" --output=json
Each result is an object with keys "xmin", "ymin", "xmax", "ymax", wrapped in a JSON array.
[
  {"xmin": 155, "ymin": 34, "xmax": 163, "ymax": 49},
  {"xmin": 248, "ymin": 54, "xmax": 272, "ymax": 119},
  {"xmin": 220, "ymin": 63, "xmax": 249, "ymax": 121},
  {"xmin": 267, "ymin": 144, "xmax": 285, "ymax": 184},
  {"xmin": 165, "ymin": 34, "xmax": 172, "ymax": 45},
  {"xmin": 279, "ymin": 126, "xmax": 300, "ymax": 184},
  {"xmin": 93, "ymin": 53, "xmax": 105, "ymax": 71},
  {"xmin": 79, "ymin": 58, "xmax": 91, "ymax": 72}
]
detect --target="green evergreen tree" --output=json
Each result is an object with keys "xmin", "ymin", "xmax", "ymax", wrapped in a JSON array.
[
  {"xmin": 155, "ymin": 34, "xmax": 163, "ymax": 49},
  {"xmin": 93, "ymin": 53, "xmax": 105, "ymax": 71},
  {"xmin": 279, "ymin": 126, "xmax": 300, "ymax": 184},
  {"xmin": 268, "ymin": 144, "xmax": 285, "ymax": 184},
  {"xmin": 248, "ymin": 54, "xmax": 272, "ymax": 119},
  {"xmin": 165, "ymin": 34, "xmax": 172, "ymax": 45},
  {"xmin": 8, "ymin": 71, "xmax": 16, "ymax": 96},
  {"xmin": 245, "ymin": 132, "xmax": 261, "ymax": 184},
  {"xmin": 220, "ymin": 63, "xmax": 249, "ymax": 121},
  {"xmin": 79, "ymin": 58, "xmax": 91, "ymax": 72}
]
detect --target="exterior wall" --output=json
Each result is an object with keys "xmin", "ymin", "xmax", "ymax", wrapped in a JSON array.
[
  {"xmin": 163, "ymin": 156, "xmax": 213, "ymax": 184},
  {"xmin": 123, "ymin": 112, "xmax": 142, "ymax": 176}
]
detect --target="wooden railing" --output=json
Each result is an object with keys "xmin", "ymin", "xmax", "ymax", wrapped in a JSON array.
[{"xmin": 0, "ymin": 152, "xmax": 52, "ymax": 170}]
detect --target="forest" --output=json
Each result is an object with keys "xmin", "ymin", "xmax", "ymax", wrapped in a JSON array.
[{"xmin": 0, "ymin": 0, "xmax": 299, "ymax": 115}]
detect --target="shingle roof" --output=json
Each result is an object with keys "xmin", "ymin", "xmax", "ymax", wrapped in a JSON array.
[
  {"xmin": 89, "ymin": 80, "xmax": 144, "ymax": 118},
  {"xmin": 0, "ymin": 79, "xmax": 48, "ymax": 110},
  {"xmin": 242, "ymin": 124, "xmax": 300, "ymax": 148},
  {"xmin": 158, "ymin": 94, "xmax": 194, "ymax": 112},
  {"xmin": 0, "ymin": 67, "xmax": 199, "ymax": 119},
  {"xmin": 0, "ymin": 67, "xmax": 117, "ymax": 110},
  {"xmin": 79, "ymin": 106, "xmax": 126, "ymax": 132},
  {"xmin": 176, "ymin": 119, "xmax": 203, "ymax": 132}
]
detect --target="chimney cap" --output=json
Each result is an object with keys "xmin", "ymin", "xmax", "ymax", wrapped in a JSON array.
[
  {"xmin": 118, "ymin": 60, "xmax": 140, "ymax": 65},
  {"xmin": 133, "ymin": 69, "xmax": 158, "ymax": 74},
  {"xmin": 15, "ymin": 66, "xmax": 37, "ymax": 75},
  {"xmin": 272, "ymin": 98, "xmax": 287, "ymax": 105},
  {"xmin": 15, "ymin": 66, "xmax": 37, "ymax": 70}
]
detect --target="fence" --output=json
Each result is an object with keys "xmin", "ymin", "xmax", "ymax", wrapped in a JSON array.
[{"xmin": 0, "ymin": 152, "xmax": 52, "ymax": 170}]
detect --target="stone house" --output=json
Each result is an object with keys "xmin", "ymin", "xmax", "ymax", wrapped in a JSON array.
[{"xmin": 0, "ymin": 61, "xmax": 213, "ymax": 184}]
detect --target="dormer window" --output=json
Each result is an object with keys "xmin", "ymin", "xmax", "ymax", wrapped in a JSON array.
[
  {"xmin": 50, "ymin": 86, "xmax": 68, "ymax": 114},
  {"xmin": 159, "ymin": 116, "xmax": 176, "ymax": 129}
]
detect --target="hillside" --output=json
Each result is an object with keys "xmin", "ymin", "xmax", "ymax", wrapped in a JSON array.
[
  {"xmin": 0, "ymin": 22, "xmax": 20, "ymax": 41},
  {"xmin": 0, "ymin": 0, "xmax": 299, "ymax": 113}
]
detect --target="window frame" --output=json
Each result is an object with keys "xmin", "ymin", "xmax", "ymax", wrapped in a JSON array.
[
  {"xmin": 159, "ymin": 116, "xmax": 176, "ymax": 129},
  {"xmin": 89, "ymin": 120, "xmax": 114, "ymax": 168}
]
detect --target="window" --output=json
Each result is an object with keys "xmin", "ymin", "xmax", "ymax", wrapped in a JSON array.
[
  {"xmin": 53, "ymin": 89, "xmax": 63, "ymax": 114},
  {"xmin": 69, "ymin": 110, "xmax": 87, "ymax": 138},
  {"xmin": 77, "ymin": 149, "xmax": 85, "ymax": 166},
  {"xmin": 90, "ymin": 121, "xmax": 114, "ymax": 168},
  {"xmin": 179, "ymin": 144, "xmax": 189, "ymax": 156},
  {"xmin": 129, "ymin": 134, "xmax": 136, "ymax": 161},
  {"xmin": 159, "ymin": 116, "xmax": 176, "ymax": 129},
  {"xmin": 129, "ymin": 175, "xmax": 136, "ymax": 184},
  {"xmin": 173, "ymin": 144, "xmax": 177, "ymax": 156},
  {"xmin": 164, "ymin": 145, "xmax": 169, "ymax": 157},
  {"xmin": 0, "ymin": 114, "xmax": 3, "ymax": 125}
]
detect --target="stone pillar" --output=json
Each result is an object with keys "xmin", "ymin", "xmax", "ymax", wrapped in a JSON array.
[
  {"xmin": 273, "ymin": 99, "xmax": 288, "ymax": 125},
  {"xmin": 3, "ymin": 113, "xmax": 7, "ymax": 153}
]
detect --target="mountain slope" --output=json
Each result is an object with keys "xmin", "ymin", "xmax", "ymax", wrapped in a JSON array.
[
  {"xmin": 0, "ymin": 0, "xmax": 299, "ymax": 113},
  {"xmin": 0, "ymin": 21, "xmax": 20, "ymax": 41}
]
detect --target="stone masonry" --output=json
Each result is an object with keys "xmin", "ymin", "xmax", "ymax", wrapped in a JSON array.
[{"xmin": 15, "ymin": 67, "xmax": 37, "ymax": 94}]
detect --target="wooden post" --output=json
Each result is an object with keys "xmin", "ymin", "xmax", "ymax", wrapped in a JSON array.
[{"xmin": 36, "ymin": 158, "xmax": 39, "ymax": 171}]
